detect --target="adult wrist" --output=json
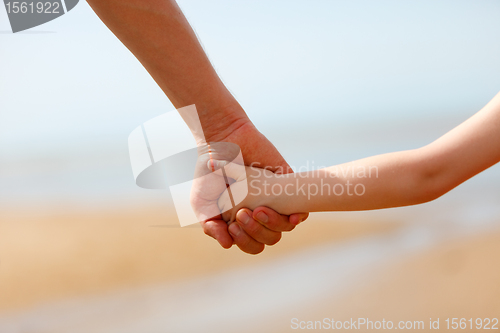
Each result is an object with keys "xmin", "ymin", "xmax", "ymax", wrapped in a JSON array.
[{"xmin": 198, "ymin": 103, "xmax": 250, "ymax": 142}]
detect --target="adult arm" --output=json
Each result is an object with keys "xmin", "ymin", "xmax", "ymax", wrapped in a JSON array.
[{"xmin": 86, "ymin": 0, "xmax": 308, "ymax": 254}]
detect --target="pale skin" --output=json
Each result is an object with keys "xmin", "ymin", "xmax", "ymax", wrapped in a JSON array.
[
  {"xmin": 86, "ymin": 0, "xmax": 309, "ymax": 254},
  {"xmin": 212, "ymin": 91, "xmax": 500, "ymax": 219}
]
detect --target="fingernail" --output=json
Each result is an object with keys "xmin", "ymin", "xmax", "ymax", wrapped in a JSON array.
[
  {"xmin": 256, "ymin": 211, "xmax": 268, "ymax": 223},
  {"xmin": 237, "ymin": 211, "xmax": 251, "ymax": 225},
  {"xmin": 229, "ymin": 223, "xmax": 241, "ymax": 236}
]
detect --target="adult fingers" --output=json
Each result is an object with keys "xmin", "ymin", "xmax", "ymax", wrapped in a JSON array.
[
  {"xmin": 235, "ymin": 209, "xmax": 282, "ymax": 246},
  {"xmin": 289, "ymin": 212, "xmax": 309, "ymax": 226},
  {"xmin": 200, "ymin": 219, "xmax": 233, "ymax": 249},
  {"xmin": 227, "ymin": 221, "xmax": 265, "ymax": 255},
  {"xmin": 251, "ymin": 206, "xmax": 297, "ymax": 232}
]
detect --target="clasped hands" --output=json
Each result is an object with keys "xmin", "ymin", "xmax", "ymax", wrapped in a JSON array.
[{"xmin": 195, "ymin": 122, "xmax": 308, "ymax": 255}]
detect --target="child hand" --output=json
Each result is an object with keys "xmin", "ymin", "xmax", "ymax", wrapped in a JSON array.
[{"xmin": 208, "ymin": 159, "xmax": 278, "ymax": 223}]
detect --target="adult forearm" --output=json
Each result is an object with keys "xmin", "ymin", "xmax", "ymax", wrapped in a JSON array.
[{"xmin": 87, "ymin": 0, "xmax": 248, "ymax": 138}]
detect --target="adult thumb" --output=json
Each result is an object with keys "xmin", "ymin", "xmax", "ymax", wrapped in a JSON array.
[{"xmin": 207, "ymin": 159, "xmax": 246, "ymax": 182}]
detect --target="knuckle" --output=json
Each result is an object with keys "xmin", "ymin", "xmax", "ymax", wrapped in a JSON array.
[
  {"xmin": 235, "ymin": 234, "xmax": 262, "ymax": 255},
  {"xmin": 202, "ymin": 221, "xmax": 215, "ymax": 237},
  {"xmin": 189, "ymin": 194, "xmax": 201, "ymax": 209},
  {"xmin": 203, "ymin": 226, "xmax": 213, "ymax": 237},
  {"xmin": 266, "ymin": 232, "xmax": 282, "ymax": 246},
  {"xmin": 237, "ymin": 235, "xmax": 253, "ymax": 248},
  {"xmin": 267, "ymin": 219, "xmax": 288, "ymax": 232},
  {"xmin": 240, "ymin": 219, "xmax": 261, "ymax": 236},
  {"xmin": 238, "ymin": 219, "xmax": 267, "ymax": 239},
  {"xmin": 246, "ymin": 244, "xmax": 265, "ymax": 255}
]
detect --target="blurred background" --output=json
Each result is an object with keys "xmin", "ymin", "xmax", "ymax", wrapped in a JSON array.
[{"xmin": 1, "ymin": 0, "xmax": 499, "ymax": 332}]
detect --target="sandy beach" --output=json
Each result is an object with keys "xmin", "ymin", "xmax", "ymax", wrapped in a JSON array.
[
  {"xmin": 0, "ymin": 206, "xmax": 398, "ymax": 312},
  {"xmin": 327, "ymin": 231, "xmax": 500, "ymax": 320},
  {"xmin": 260, "ymin": 228, "xmax": 500, "ymax": 332},
  {"xmin": 0, "ymin": 205, "xmax": 499, "ymax": 332}
]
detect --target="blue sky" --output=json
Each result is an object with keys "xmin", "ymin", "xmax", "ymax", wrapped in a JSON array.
[{"xmin": 1, "ymin": 0, "xmax": 500, "ymax": 160}]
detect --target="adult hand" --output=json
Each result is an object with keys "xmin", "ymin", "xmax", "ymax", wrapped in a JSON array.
[
  {"xmin": 88, "ymin": 0, "xmax": 309, "ymax": 254},
  {"xmin": 201, "ymin": 117, "xmax": 309, "ymax": 254}
]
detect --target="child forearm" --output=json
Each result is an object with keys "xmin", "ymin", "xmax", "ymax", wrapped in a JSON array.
[
  {"xmin": 265, "ymin": 148, "xmax": 434, "ymax": 214},
  {"xmin": 224, "ymin": 91, "xmax": 500, "ymax": 219},
  {"xmin": 264, "ymin": 92, "xmax": 500, "ymax": 214}
]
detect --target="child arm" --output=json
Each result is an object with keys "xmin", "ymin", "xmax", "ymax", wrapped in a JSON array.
[{"xmin": 220, "ymin": 91, "xmax": 500, "ymax": 217}]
